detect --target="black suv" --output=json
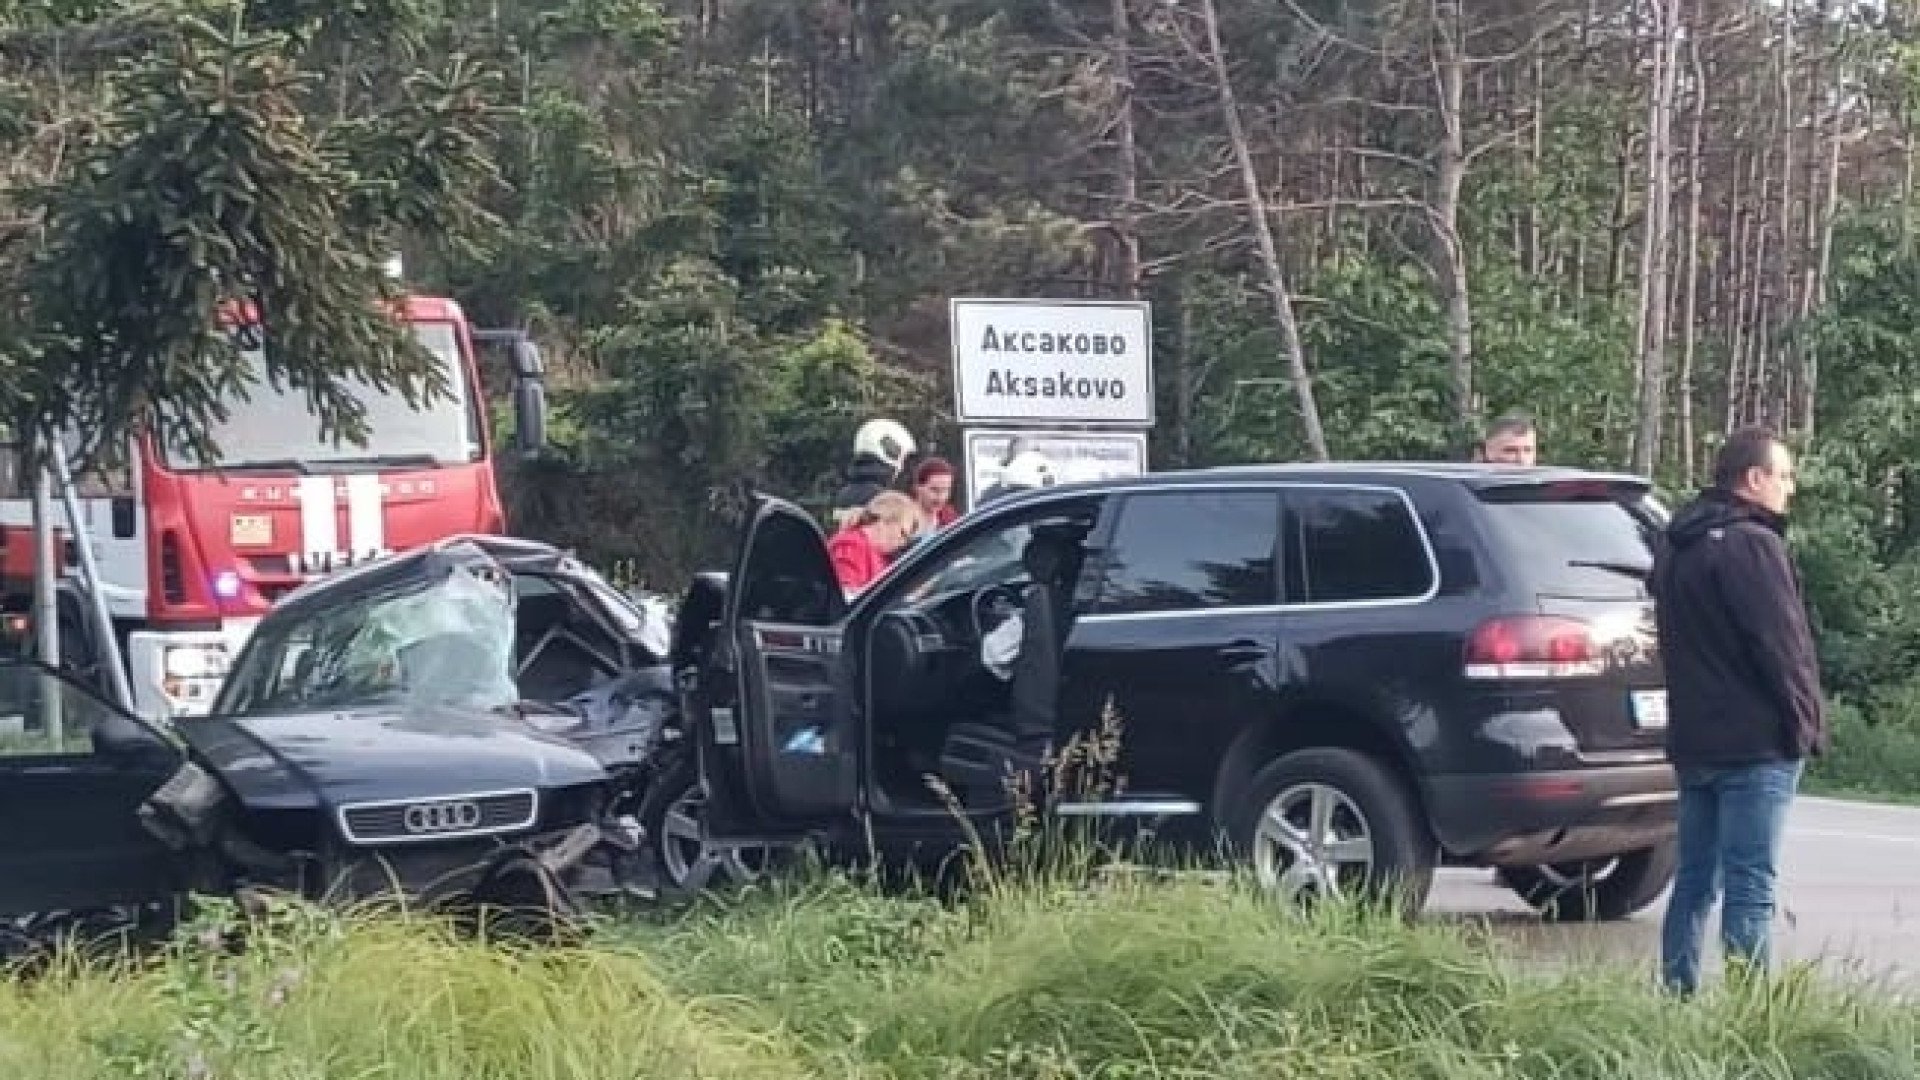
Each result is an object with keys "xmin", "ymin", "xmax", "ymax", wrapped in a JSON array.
[{"xmin": 674, "ymin": 464, "xmax": 1678, "ymax": 918}]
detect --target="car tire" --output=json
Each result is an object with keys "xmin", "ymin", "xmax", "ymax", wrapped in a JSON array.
[
  {"xmin": 1229, "ymin": 747, "xmax": 1435, "ymax": 914},
  {"xmin": 636, "ymin": 752, "xmax": 778, "ymax": 899},
  {"xmin": 1496, "ymin": 839, "xmax": 1678, "ymax": 922},
  {"xmin": 457, "ymin": 851, "xmax": 582, "ymax": 945}
]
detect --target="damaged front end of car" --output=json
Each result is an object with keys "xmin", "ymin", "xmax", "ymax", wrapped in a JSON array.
[{"xmin": 140, "ymin": 537, "xmax": 666, "ymax": 926}]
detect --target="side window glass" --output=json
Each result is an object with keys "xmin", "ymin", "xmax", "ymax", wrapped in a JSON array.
[
  {"xmin": 1290, "ymin": 489, "xmax": 1433, "ymax": 603},
  {"xmin": 0, "ymin": 665, "xmax": 115, "ymax": 756},
  {"xmin": 1095, "ymin": 491, "xmax": 1279, "ymax": 614},
  {"xmin": 900, "ymin": 522, "xmax": 1033, "ymax": 604}
]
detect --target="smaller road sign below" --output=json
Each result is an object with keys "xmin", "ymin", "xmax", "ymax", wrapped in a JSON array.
[{"xmin": 963, "ymin": 428, "xmax": 1148, "ymax": 509}]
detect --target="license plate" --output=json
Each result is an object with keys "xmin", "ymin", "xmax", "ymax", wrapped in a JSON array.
[
  {"xmin": 230, "ymin": 514, "xmax": 273, "ymax": 547},
  {"xmin": 1631, "ymin": 688, "xmax": 1668, "ymax": 729}
]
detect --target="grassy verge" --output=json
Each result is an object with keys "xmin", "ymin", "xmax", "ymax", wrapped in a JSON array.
[{"xmin": 3, "ymin": 872, "xmax": 1916, "ymax": 1080}]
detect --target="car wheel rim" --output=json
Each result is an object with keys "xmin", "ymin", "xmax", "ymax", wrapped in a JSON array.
[
  {"xmin": 659, "ymin": 785, "xmax": 769, "ymax": 892},
  {"xmin": 1251, "ymin": 782, "xmax": 1375, "ymax": 902}
]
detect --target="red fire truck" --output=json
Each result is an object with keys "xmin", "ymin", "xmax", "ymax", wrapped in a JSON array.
[{"xmin": 0, "ymin": 292, "xmax": 547, "ymax": 720}]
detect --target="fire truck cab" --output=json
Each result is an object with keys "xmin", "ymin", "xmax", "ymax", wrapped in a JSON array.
[{"xmin": 0, "ymin": 293, "xmax": 548, "ymax": 722}]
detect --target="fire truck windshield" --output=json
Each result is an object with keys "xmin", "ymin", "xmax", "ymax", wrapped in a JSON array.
[{"xmin": 162, "ymin": 321, "xmax": 476, "ymax": 472}]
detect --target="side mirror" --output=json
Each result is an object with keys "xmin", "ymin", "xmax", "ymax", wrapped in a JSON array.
[
  {"xmin": 513, "ymin": 380, "xmax": 547, "ymax": 456},
  {"xmin": 511, "ymin": 340, "xmax": 545, "ymax": 381}
]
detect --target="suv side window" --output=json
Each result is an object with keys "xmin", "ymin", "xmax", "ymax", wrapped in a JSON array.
[
  {"xmin": 1287, "ymin": 488, "xmax": 1433, "ymax": 603},
  {"xmin": 1094, "ymin": 491, "xmax": 1280, "ymax": 614}
]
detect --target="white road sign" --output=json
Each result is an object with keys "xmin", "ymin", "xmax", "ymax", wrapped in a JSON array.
[
  {"xmin": 963, "ymin": 429, "xmax": 1149, "ymax": 509},
  {"xmin": 950, "ymin": 299, "xmax": 1154, "ymax": 426}
]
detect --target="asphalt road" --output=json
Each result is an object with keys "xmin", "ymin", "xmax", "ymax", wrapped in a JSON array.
[{"xmin": 1425, "ymin": 795, "xmax": 1920, "ymax": 991}]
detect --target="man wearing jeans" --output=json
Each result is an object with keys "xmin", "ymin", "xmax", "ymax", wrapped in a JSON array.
[{"xmin": 1651, "ymin": 425, "xmax": 1828, "ymax": 995}]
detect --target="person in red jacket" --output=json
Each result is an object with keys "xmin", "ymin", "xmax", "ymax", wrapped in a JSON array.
[
  {"xmin": 910, "ymin": 456, "xmax": 959, "ymax": 532},
  {"xmin": 828, "ymin": 491, "xmax": 920, "ymax": 596}
]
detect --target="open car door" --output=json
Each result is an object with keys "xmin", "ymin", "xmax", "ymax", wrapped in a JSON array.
[
  {"xmin": 685, "ymin": 495, "xmax": 856, "ymax": 842},
  {"xmin": 0, "ymin": 661, "xmax": 185, "ymax": 919}
]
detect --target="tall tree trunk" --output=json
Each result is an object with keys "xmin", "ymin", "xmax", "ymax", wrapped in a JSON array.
[
  {"xmin": 1742, "ymin": 165, "xmax": 1774, "ymax": 429},
  {"xmin": 1773, "ymin": 1, "xmax": 1797, "ymax": 432},
  {"xmin": 1526, "ymin": 40, "xmax": 1545, "ymax": 277},
  {"xmin": 1195, "ymin": 0, "xmax": 1329, "ymax": 459},
  {"xmin": 1431, "ymin": 0, "xmax": 1475, "ymax": 432},
  {"xmin": 1678, "ymin": 34, "xmax": 1706, "ymax": 485},
  {"xmin": 1608, "ymin": 134, "xmax": 1635, "ymax": 299},
  {"xmin": 1109, "ymin": 0, "xmax": 1142, "ymax": 299},
  {"xmin": 1805, "ymin": 133, "xmax": 1843, "ymax": 437},
  {"xmin": 1174, "ymin": 278, "xmax": 1195, "ymax": 466},
  {"xmin": 1903, "ymin": 124, "xmax": 1915, "ymax": 254},
  {"xmin": 1631, "ymin": 0, "xmax": 1681, "ymax": 475}
]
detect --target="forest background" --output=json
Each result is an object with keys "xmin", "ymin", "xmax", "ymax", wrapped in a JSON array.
[{"xmin": 6, "ymin": 0, "xmax": 1920, "ymax": 794}]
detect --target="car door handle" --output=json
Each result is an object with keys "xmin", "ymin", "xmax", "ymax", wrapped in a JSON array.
[{"xmin": 1217, "ymin": 642, "xmax": 1271, "ymax": 664}]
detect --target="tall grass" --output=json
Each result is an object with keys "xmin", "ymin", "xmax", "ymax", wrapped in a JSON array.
[{"xmin": 9, "ymin": 870, "xmax": 1914, "ymax": 1080}]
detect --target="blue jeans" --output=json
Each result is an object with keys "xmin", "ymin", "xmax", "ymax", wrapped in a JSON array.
[{"xmin": 1660, "ymin": 759, "xmax": 1802, "ymax": 994}]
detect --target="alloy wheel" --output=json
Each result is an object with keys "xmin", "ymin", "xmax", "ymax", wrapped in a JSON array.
[
  {"xmin": 657, "ymin": 784, "xmax": 772, "ymax": 892},
  {"xmin": 1251, "ymin": 781, "xmax": 1377, "ymax": 901}
]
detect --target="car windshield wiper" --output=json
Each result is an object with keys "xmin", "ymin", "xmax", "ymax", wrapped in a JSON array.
[
  {"xmin": 320, "ymin": 453, "xmax": 445, "ymax": 470},
  {"xmin": 1569, "ymin": 558, "xmax": 1651, "ymax": 580},
  {"xmin": 205, "ymin": 458, "xmax": 315, "ymax": 475}
]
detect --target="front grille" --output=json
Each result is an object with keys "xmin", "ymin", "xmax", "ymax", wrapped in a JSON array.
[
  {"xmin": 337, "ymin": 789, "xmax": 539, "ymax": 845},
  {"xmin": 160, "ymin": 531, "xmax": 186, "ymax": 605}
]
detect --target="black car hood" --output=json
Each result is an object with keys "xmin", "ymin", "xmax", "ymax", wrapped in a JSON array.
[{"xmin": 178, "ymin": 707, "xmax": 609, "ymax": 813}]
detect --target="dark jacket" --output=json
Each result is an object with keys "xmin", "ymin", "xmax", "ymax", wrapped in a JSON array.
[
  {"xmin": 830, "ymin": 453, "xmax": 897, "ymax": 514},
  {"xmin": 1651, "ymin": 488, "xmax": 1827, "ymax": 766}
]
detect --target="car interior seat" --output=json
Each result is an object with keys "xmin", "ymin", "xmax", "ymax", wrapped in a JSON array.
[{"xmin": 936, "ymin": 522, "xmax": 1086, "ymax": 807}]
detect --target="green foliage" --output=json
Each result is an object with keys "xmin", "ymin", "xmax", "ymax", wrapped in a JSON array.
[
  {"xmin": 1810, "ymin": 685, "xmax": 1920, "ymax": 800},
  {"xmin": 0, "ymin": 0, "xmax": 509, "ymax": 466},
  {"xmin": 7, "ymin": 877, "xmax": 1916, "ymax": 1077},
  {"xmin": 8, "ymin": 9, "xmax": 422, "ymax": 462},
  {"xmin": 763, "ymin": 318, "xmax": 926, "ymax": 504},
  {"xmin": 1792, "ymin": 214, "xmax": 1920, "ymax": 698},
  {"xmin": 322, "ymin": 55, "xmax": 511, "ymax": 264},
  {"xmin": 9, "ymin": 0, "xmax": 1920, "ymax": 795}
]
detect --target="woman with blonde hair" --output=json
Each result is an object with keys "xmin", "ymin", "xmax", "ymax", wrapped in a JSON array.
[{"xmin": 828, "ymin": 490, "xmax": 921, "ymax": 595}]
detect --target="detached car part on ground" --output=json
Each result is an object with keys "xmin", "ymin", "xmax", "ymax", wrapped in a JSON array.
[{"xmin": 0, "ymin": 536, "xmax": 757, "ymax": 955}]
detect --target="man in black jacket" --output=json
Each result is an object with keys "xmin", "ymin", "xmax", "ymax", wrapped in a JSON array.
[{"xmin": 1652, "ymin": 425, "xmax": 1827, "ymax": 995}]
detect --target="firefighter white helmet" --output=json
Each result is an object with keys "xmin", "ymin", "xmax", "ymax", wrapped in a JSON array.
[
  {"xmin": 853, "ymin": 419, "xmax": 916, "ymax": 471},
  {"xmin": 1001, "ymin": 450, "xmax": 1057, "ymax": 490}
]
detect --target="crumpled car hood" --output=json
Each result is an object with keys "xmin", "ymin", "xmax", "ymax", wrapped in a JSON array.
[{"xmin": 177, "ymin": 707, "xmax": 608, "ymax": 813}]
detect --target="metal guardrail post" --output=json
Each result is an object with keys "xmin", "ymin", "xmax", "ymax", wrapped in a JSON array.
[
  {"xmin": 49, "ymin": 441, "xmax": 137, "ymax": 713},
  {"xmin": 29, "ymin": 438, "xmax": 62, "ymax": 743}
]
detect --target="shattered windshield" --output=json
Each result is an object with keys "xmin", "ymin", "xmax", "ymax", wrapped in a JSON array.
[{"xmin": 216, "ymin": 563, "xmax": 520, "ymax": 717}]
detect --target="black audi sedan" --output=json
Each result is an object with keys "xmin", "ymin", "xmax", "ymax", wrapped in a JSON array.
[
  {"xmin": 0, "ymin": 537, "xmax": 676, "ymax": 951},
  {"xmin": 674, "ymin": 464, "xmax": 1679, "ymax": 919}
]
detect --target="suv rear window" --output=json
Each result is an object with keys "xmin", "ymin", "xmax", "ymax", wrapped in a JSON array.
[
  {"xmin": 1287, "ymin": 488, "xmax": 1434, "ymax": 603},
  {"xmin": 1476, "ymin": 486, "xmax": 1661, "ymax": 599}
]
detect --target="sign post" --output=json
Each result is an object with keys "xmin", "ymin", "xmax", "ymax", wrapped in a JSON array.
[{"xmin": 950, "ymin": 298, "xmax": 1155, "ymax": 511}]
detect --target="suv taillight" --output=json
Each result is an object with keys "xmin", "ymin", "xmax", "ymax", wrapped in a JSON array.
[{"xmin": 1464, "ymin": 615, "xmax": 1603, "ymax": 680}]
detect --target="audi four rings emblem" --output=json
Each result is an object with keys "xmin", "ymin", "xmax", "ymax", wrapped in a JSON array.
[{"xmin": 402, "ymin": 800, "xmax": 483, "ymax": 834}]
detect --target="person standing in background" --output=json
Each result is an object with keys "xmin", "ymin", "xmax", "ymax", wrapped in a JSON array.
[
  {"xmin": 829, "ymin": 419, "xmax": 916, "ymax": 530},
  {"xmin": 828, "ymin": 491, "xmax": 921, "ymax": 596},
  {"xmin": 1652, "ymin": 425, "xmax": 1827, "ymax": 996},
  {"xmin": 909, "ymin": 456, "xmax": 959, "ymax": 533},
  {"xmin": 1475, "ymin": 412, "xmax": 1540, "ymax": 465}
]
